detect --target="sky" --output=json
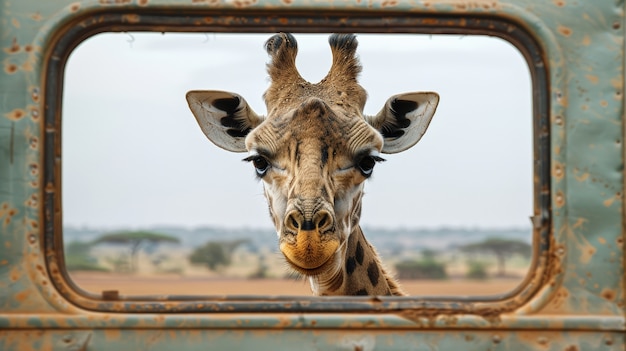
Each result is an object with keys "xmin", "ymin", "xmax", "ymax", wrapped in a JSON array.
[{"xmin": 62, "ymin": 32, "xmax": 532, "ymax": 230}]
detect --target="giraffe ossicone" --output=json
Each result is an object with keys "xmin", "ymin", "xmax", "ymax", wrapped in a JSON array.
[{"xmin": 187, "ymin": 33, "xmax": 439, "ymax": 296}]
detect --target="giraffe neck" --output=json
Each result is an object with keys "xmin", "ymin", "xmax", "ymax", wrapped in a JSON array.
[{"xmin": 308, "ymin": 226, "xmax": 406, "ymax": 296}]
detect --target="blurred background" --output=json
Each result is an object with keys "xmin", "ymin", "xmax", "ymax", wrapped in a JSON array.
[{"xmin": 62, "ymin": 32, "xmax": 533, "ymax": 296}]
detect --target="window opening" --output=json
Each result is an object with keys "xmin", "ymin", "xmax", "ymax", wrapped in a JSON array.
[{"xmin": 62, "ymin": 32, "xmax": 533, "ymax": 298}]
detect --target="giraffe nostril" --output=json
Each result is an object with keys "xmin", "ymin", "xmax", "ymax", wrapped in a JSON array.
[
  {"xmin": 318, "ymin": 216, "xmax": 327, "ymax": 228},
  {"xmin": 315, "ymin": 211, "xmax": 333, "ymax": 232},
  {"xmin": 291, "ymin": 216, "xmax": 300, "ymax": 229}
]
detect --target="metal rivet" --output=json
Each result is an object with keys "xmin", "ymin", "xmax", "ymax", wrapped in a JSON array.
[
  {"xmin": 554, "ymin": 115, "xmax": 563, "ymax": 125},
  {"xmin": 31, "ymin": 110, "xmax": 38, "ymax": 117},
  {"xmin": 555, "ymin": 166, "xmax": 563, "ymax": 176},
  {"xmin": 492, "ymin": 335, "xmax": 501, "ymax": 344},
  {"xmin": 556, "ymin": 194, "xmax": 564, "ymax": 204},
  {"xmin": 28, "ymin": 234, "xmax": 37, "ymax": 244},
  {"xmin": 557, "ymin": 247, "xmax": 565, "ymax": 256}
]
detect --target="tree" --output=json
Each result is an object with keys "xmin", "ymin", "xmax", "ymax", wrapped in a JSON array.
[
  {"xmin": 64, "ymin": 240, "xmax": 108, "ymax": 272},
  {"xmin": 189, "ymin": 239, "xmax": 249, "ymax": 271},
  {"xmin": 92, "ymin": 231, "xmax": 180, "ymax": 273},
  {"xmin": 459, "ymin": 238, "xmax": 531, "ymax": 277},
  {"xmin": 394, "ymin": 249, "xmax": 447, "ymax": 280},
  {"xmin": 394, "ymin": 259, "xmax": 447, "ymax": 280}
]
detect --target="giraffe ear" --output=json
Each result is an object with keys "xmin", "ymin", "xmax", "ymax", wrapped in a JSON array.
[
  {"xmin": 367, "ymin": 92, "xmax": 439, "ymax": 154},
  {"xmin": 186, "ymin": 90, "xmax": 264, "ymax": 152}
]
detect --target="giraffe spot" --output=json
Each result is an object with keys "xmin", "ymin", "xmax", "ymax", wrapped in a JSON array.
[
  {"xmin": 367, "ymin": 261, "xmax": 379, "ymax": 286},
  {"xmin": 346, "ymin": 256, "xmax": 357, "ymax": 275},
  {"xmin": 354, "ymin": 288, "xmax": 368, "ymax": 295},
  {"xmin": 355, "ymin": 241, "xmax": 364, "ymax": 265}
]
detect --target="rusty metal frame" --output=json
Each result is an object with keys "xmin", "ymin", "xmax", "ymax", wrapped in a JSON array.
[{"xmin": 42, "ymin": 9, "xmax": 551, "ymax": 314}]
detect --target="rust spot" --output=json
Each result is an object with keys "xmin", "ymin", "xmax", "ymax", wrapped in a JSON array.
[
  {"xmin": 14, "ymin": 291, "xmax": 29, "ymax": 302},
  {"xmin": 29, "ymin": 163, "xmax": 38, "ymax": 176},
  {"xmin": 492, "ymin": 334, "xmax": 501, "ymax": 344},
  {"xmin": 555, "ymin": 191, "xmax": 565, "ymax": 207},
  {"xmin": 613, "ymin": 21, "xmax": 621, "ymax": 30},
  {"xmin": 5, "ymin": 108, "xmax": 25, "ymax": 121},
  {"xmin": 603, "ymin": 194, "xmax": 618, "ymax": 207},
  {"xmin": 5, "ymin": 63, "xmax": 18, "ymax": 74},
  {"xmin": 601, "ymin": 288, "xmax": 616, "ymax": 301},
  {"xmin": 585, "ymin": 74, "xmax": 599, "ymax": 84},
  {"xmin": 565, "ymin": 345, "xmax": 578, "ymax": 351},
  {"xmin": 581, "ymin": 35, "xmax": 591, "ymax": 46},
  {"xmin": 282, "ymin": 0, "xmax": 292, "ymax": 4},
  {"xmin": 4, "ymin": 38, "xmax": 20, "ymax": 54},
  {"xmin": 138, "ymin": 0, "xmax": 148, "ymax": 5},
  {"xmin": 233, "ymin": 0, "xmax": 257, "ymax": 7},
  {"xmin": 70, "ymin": 2, "xmax": 80, "ymax": 12},
  {"xmin": 382, "ymin": 0, "xmax": 398, "ymax": 6},
  {"xmin": 10, "ymin": 267, "xmax": 19, "ymax": 282},
  {"xmin": 122, "ymin": 14, "xmax": 140, "ymax": 23},
  {"xmin": 600, "ymin": 100, "xmax": 608, "ymax": 107},
  {"xmin": 0, "ymin": 260, "xmax": 7, "ymax": 265},
  {"xmin": 29, "ymin": 136, "xmax": 38, "ymax": 149},
  {"xmin": 553, "ymin": 0, "xmax": 565, "ymax": 6},
  {"xmin": 24, "ymin": 45, "xmax": 33, "ymax": 53},
  {"xmin": 557, "ymin": 25, "xmax": 572, "ymax": 37},
  {"xmin": 553, "ymin": 162, "xmax": 564, "ymax": 180},
  {"xmin": 31, "ymin": 12, "xmax": 42, "ymax": 21}
]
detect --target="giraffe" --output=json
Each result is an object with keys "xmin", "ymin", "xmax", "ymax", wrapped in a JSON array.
[{"xmin": 186, "ymin": 33, "xmax": 439, "ymax": 296}]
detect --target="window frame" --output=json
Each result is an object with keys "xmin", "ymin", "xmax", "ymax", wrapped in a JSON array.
[{"xmin": 44, "ymin": 9, "xmax": 550, "ymax": 314}]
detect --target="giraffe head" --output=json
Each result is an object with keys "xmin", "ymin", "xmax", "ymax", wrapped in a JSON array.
[{"xmin": 187, "ymin": 33, "xmax": 438, "ymax": 286}]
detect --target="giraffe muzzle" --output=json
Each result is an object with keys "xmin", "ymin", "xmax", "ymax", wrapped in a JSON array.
[
  {"xmin": 280, "ymin": 229, "xmax": 340, "ymax": 273},
  {"xmin": 280, "ymin": 207, "xmax": 339, "ymax": 273}
]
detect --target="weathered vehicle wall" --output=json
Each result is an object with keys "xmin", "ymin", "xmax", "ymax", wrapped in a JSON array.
[{"xmin": 0, "ymin": 0, "xmax": 624, "ymax": 350}]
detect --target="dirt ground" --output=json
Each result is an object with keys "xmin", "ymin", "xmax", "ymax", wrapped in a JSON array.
[{"xmin": 71, "ymin": 272, "xmax": 522, "ymax": 296}]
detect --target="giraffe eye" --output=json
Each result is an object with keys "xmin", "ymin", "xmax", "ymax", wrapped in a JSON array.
[
  {"xmin": 357, "ymin": 155, "xmax": 385, "ymax": 177},
  {"xmin": 244, "ymin": 155, "xmax": 271, "ymax": 177}
]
